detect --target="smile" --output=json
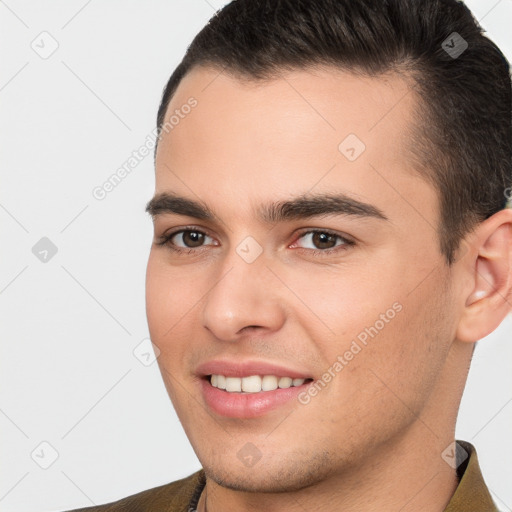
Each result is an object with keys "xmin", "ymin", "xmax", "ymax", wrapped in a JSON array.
[{"xmin": 210, "ymin": 374, "xmax": 311, "ymax": 393}]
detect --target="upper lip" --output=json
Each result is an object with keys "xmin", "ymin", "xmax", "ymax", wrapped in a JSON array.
[{"xmin": 196, "ymin": 359, "xmax": 312, "ymax": 379}]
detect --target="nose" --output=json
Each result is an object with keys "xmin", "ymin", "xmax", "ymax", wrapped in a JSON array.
[{"xmin": 201, "ymin": 251, "xmax": 286, "ymax": 342}]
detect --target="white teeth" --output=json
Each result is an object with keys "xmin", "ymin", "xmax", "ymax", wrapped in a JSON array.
[
  {"xmin": 217, "ymin": 374, "xmax": 226, "ymax": 390},
  {"xmin": 261, "ymin": 375, "xmax": 278, "ymax": 391},
  {"xmin": 242, "ymin": 375, "xmax": 262, "ymax": 392},
  {"xmin": 209, "ymin": 374, "xmax": 309, "ymax": 393},
  {"xmin": 225, "ymin": 377, "xmax": 242, "ymax": 392},
  {"xmin": 278, "ymin": 377, "xmax": 292, "ymax": 389}
]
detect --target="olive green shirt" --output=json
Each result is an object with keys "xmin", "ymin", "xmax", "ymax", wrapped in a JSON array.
[{"xmin": 65, "ymin": 440, "xmax": 498, "ymax": 511}]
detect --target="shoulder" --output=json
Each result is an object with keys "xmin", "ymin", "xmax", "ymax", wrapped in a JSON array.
[{"xmin": 61, "ymin": 469, "xmax": 205, "ymax": 512}]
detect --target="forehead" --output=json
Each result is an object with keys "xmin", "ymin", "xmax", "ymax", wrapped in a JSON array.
[
  {"xmin": 158, "ymin": 65, "xmax": 415, "ymax": 160},
  {"xmin": 154, "ymin": 65, "xmax": 438, "ymax": 233}
]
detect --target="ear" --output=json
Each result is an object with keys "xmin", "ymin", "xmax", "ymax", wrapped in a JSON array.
[{"xmin": 456, "ymin": 208, "xmax": 512, "ymax": 343}]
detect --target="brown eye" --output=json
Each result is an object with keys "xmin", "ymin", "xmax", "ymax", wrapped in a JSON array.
[
  {"xmin": 295, "ymin": 230, "xmax": 349, "ymax": 251},
  {"xmin": 311, "ymin": 232, "xmax": 338, "ymax": 249},
  {"xmin": 156, "ymin": 227, "xmax": 218, "ymax": 254},
  {"xmin": 173, "ymin": 230, "xmax": 208, "ymax": 248}
]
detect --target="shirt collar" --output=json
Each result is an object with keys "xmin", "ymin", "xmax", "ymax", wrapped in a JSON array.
[{"xmin": 443, "ymin": 440, "xmax": 498, "ymax": 511}]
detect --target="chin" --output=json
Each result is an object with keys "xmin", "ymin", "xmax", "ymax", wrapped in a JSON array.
[{"xmin": 200, "ymin": 450, "xmax": 335, "ymax": 493}]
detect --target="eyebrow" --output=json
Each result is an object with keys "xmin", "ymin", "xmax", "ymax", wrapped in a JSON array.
[{"xmin": 145, "ymin": 191, "xmax": 388, "ymax": 224}]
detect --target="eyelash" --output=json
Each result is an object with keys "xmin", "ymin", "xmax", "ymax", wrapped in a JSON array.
[{"xmin": 155, "ymin": 226, "xmax": 355, "ymax": 257}]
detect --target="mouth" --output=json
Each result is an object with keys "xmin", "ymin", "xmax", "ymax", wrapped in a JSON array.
[
  {"xmin": 199, "ymin": 374, "xmax": 315, "ymax": 418},
  {"xmin": 206, "ymin": 374, "xmax": 314, "ymax": 393}
]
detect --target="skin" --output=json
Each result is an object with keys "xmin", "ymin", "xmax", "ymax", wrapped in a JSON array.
[{"xmin": 145, "ymin": 65, "xmax": 512, "ymax": 512}]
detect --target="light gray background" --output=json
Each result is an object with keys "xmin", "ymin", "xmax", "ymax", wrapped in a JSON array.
[{"xmin": 0, "ymin": 1, "xmax": 511, "ymax": 511}]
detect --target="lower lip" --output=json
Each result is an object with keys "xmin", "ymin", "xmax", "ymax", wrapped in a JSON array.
[{"xmin": 200, "ymin": 378, "xmax": 312, "ymax": 418}]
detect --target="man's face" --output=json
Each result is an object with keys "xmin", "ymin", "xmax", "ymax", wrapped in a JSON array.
[{"xmin": 145, "ymin": 66, "xmax": 462, "ymax": 491}]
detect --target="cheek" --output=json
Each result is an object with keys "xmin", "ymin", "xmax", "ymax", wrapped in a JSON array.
[
  {"xmin": 145, "ymin": 254, "xmax": 200, "ymax": 338},
  {"xmin": 145, "ymin": 257, "xmax": 198, "ymax": 411},
  {"xmin": 292, "ymin": 260, "xmax": 448, "ymax": 395},
  {"xmin": 282, "ymin": 264, "xmax": 400, "ymax": 355},
  {"xmin": 146, "ymin": 253, "xmax": 215, "ymax": 383},
  {"xmin": 145, "ymin": 255, "xmax": 172, "ymax": 337},
  {"xmin": 351, "ymin": 279, "xmax": 454, "ymax": 417}
]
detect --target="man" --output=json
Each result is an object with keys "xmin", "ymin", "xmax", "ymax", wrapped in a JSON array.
[{"xmin": 66, "ymin": 0, "xmax": 511, "ymax": 510}]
